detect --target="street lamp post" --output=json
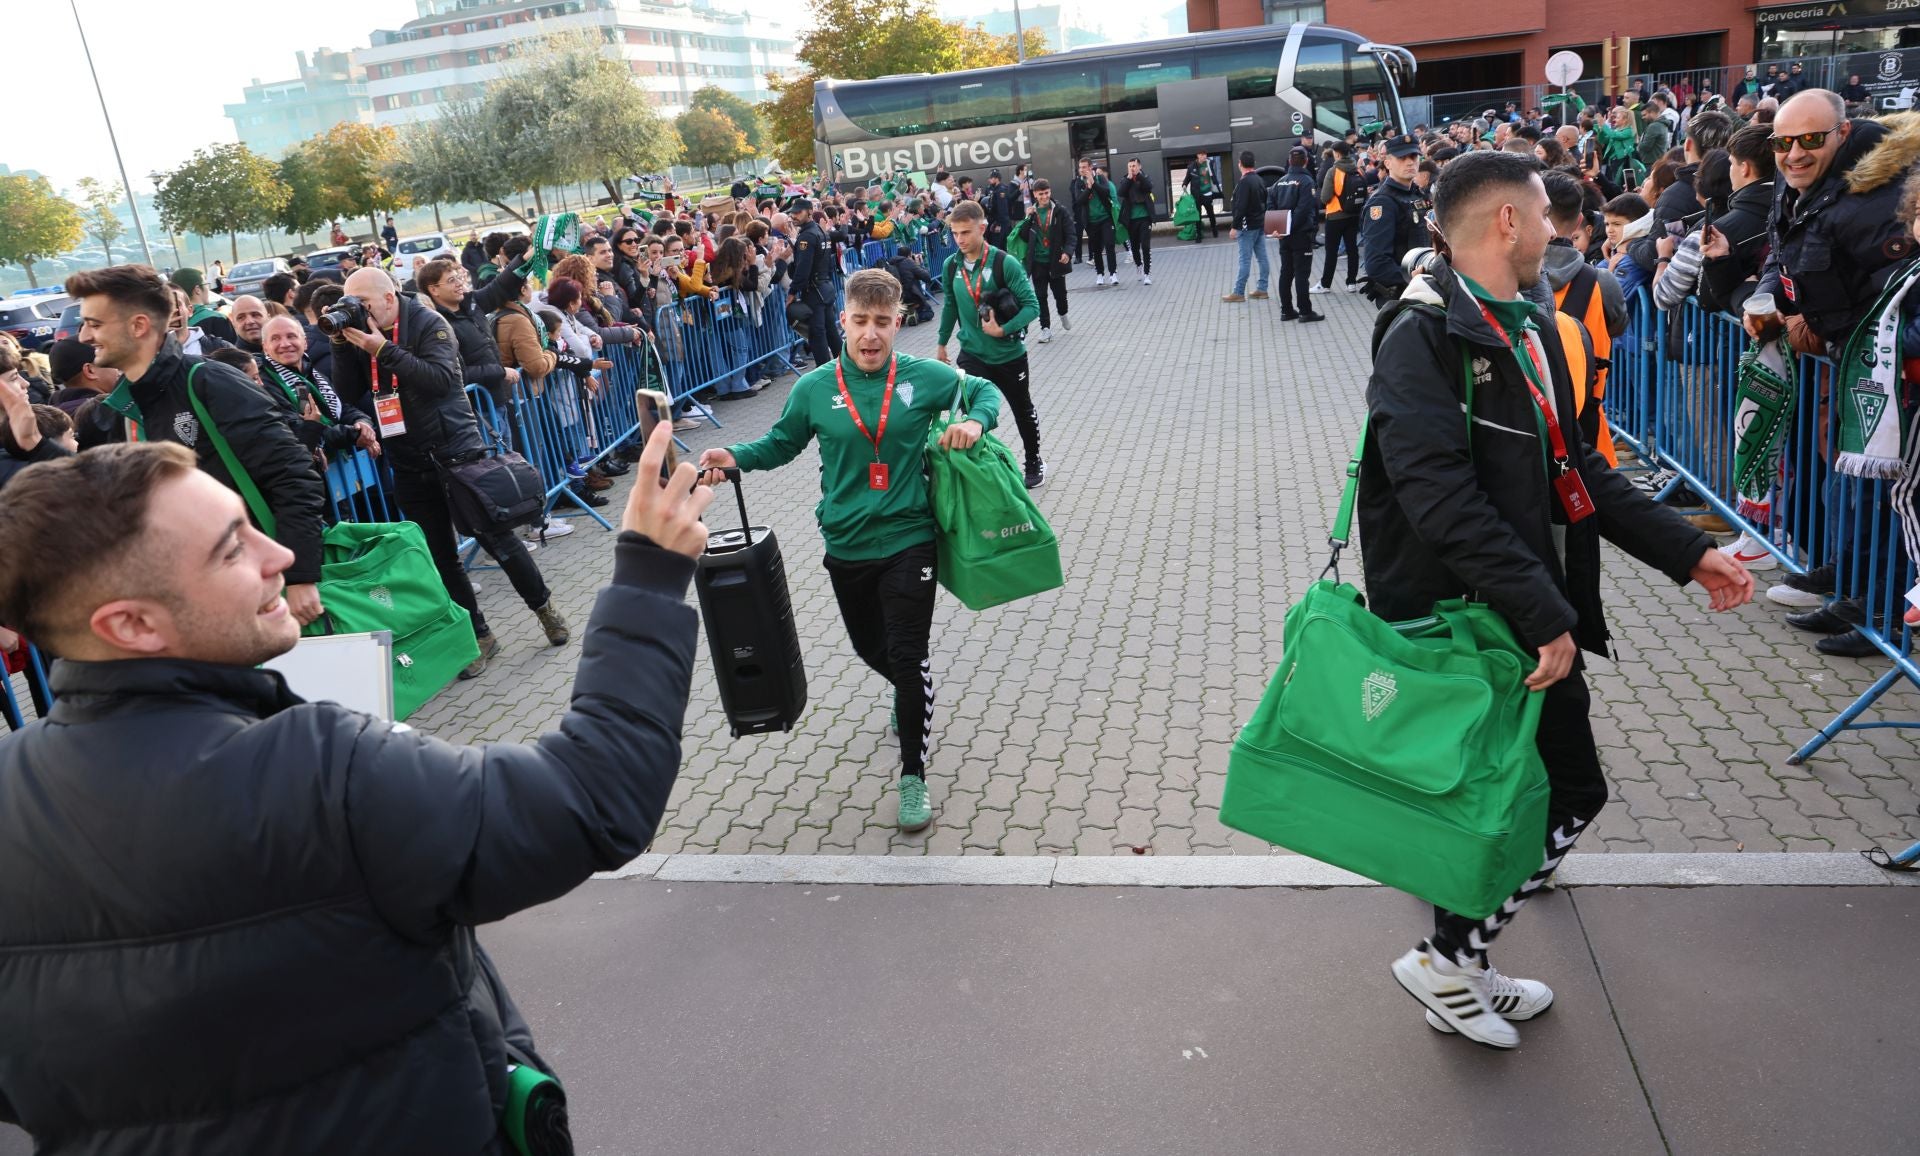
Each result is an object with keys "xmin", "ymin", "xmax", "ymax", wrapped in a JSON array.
[
  {"xmin": 1013, "ymin": 0, "xmax": 1026, "ymax": 62},
  {"xmin": 70, "ymin": 0, "xmax": 156, "ymax": 268}
]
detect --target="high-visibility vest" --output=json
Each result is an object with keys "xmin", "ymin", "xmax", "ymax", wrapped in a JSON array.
[
  {"xmin": 1323, "ymin": 168, "xmax": 1344, "ymax": 216},
  {"xmin": 1552, "ymin": 290, "xmax": 1619, "ymax": 467}
]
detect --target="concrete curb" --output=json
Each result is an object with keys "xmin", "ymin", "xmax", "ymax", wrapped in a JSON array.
[{"xmin": 597, "ymin": 852, "xmax": 1917, "ymax": 887}]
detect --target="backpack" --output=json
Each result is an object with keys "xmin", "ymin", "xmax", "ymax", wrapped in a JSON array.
[
  {"xmin": 945, "ymin": 248, "xmax": 1023, "ymax": 335},
  {"xmin": 1553, "ymin": 265, "xmax": 1619, "ymax": 466}
]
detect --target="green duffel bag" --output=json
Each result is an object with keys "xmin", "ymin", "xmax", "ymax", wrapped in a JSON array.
[
  {"xmin": 1219, "ymin": 422, "xmax": 1549, "ymax": 920},
  {"xmin": 301, "ymin": 520, "xmax": 480, "ymax": 720},
  {"xmin": 926, "ymin": 389, "xmax": 1064, "ymax": 611}
]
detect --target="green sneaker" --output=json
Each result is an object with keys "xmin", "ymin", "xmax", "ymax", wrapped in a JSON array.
[{"xmin": 897, "ymin": 776, "xmax": 932, "ymax": 832}]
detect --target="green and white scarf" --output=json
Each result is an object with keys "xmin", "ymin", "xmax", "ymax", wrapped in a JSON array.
[
  {"xmin": 526, "ymin": 212, "xmax": 581, "ymax": 287},
  {"xmin": 1730, "ymin": 337, "xmax": 1795, "ymax": 519},
  {"xmin": 1837, "ymin": 258, "xmax": 1920, "ymax": 477}
]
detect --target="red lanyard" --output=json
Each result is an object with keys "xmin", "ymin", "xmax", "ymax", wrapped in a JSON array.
[
  {"xmin": 1476, "ymin": 303, "xmax": 1594, "ymax": 523},
  {"xmin": 834, "ymin": 355, "xmax": 896, "ymax": 459},
  {"xmin": 372, "ymin": 321, "xmax": 401, "ymax": 394},
  {"xmin": 958, "ymin": 258, "xmax": 987, "ymax": 306}
]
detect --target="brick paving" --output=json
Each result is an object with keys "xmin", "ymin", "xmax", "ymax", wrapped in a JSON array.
[{"xmin": 358, "ymin": 237, "xmax": 1917, "ymax": 854}]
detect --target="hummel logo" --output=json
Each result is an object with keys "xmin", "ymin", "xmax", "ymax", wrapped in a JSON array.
[
  {"xmin": 1361, "ymin": 670, "xmax": 1398, "ymax": 721},
  {"xmin": 830, "ymin": 393, "xmax": 849, "ymax": 409}
]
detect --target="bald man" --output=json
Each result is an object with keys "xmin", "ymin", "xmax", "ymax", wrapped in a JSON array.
[
  {"xmin": 229, "ymin": 295, "xmax": 268, "ymax": 355},
  {"xmin": 329, "ymin": 268, "xmax": 567, "ymax": 676}
]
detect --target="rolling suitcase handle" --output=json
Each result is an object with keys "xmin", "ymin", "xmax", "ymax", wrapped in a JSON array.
[{"xmin": 702, "ymin": 467, "xmax": 755, "ymax": 555}]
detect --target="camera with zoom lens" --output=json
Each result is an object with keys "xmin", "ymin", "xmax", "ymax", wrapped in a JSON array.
[{"xmin": 317, "ymin": 295, "xmax": 368, "ymax": 336}]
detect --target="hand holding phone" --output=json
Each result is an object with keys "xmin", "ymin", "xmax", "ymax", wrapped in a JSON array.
[{"xmin": 636, "ymin": 388, "xmax": 676, "ymax": 483}]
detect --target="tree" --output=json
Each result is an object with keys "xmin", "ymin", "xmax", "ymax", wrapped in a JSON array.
[
  {"xmin": 392, "ymin": 100, "xmax": 539, "ymax": 226},
  {"xmin": 761, "ymin": 0, "xmax": 1046, "ymax": 172},
  {"xmin": 0, "ymin": 175, "xmax": 83, "ymax": 288},
  {"xmin": 154, "ymin": 143, "xmax": 291, "ymax": 263},
  {"xmin": 275, "ymin": 149, "xmax": 332, "ymax": 241},
  {"xmin": 488, "ymin": 32, "xmax": 680, "ymax": 205},
  {"xmin": 677, "ymin": 107, "xmax": 750, "ymax": 184},
  {"xmin": 73, "ymin": 177, "xmax": 127, "ymax": 257},
  {"xmin": 691, "ymin": 85, "xmax": 767, "ymax": 157},
  {"xmin": 303, "ymin": 122, "xmax": 410, "ymax": 239}
]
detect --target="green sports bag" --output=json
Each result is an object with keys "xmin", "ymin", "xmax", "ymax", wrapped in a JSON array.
[
  {"xmin": 301, "ymin": 520, "xmax": 480, "ymax": 720},
  {"xmin": 1218, "ymin": 419, "xmax": 1550, "ymax": 920},
  {"xmin": 926, "ymin": 381, "xmax": 1064, "ymax": 611}
]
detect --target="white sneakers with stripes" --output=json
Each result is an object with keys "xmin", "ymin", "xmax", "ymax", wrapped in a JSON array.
[{"xmin": 1391, "ymin": 944, "xmax": 1553, "ymax": 1049}]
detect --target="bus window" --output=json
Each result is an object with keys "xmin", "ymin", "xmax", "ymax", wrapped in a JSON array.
[
  {"xmin": 1105, "ymin": 54, "xmax": 1193, "ymax": 112},
  {"xmin": 931, "ymin": 75, "xmax": 1016, "ymax": 131},
  {"xmin": 1017, "ymin": 63, "xmax": 1103, "ymax": 120},
  {"xmin": 1294, "ymin": 37, "xmax": 1351, "ymax": 137},
  {"xmin": 1349, "ymin": 52, "xmax": 1390, "ymax": 130},
  {"xmin": 834, "ymin": 82, "xmax": 932, "ymax": 139},
  {"xmin": 1193, "ymin": 42, "xmax": 1280, "ymax": 101}
]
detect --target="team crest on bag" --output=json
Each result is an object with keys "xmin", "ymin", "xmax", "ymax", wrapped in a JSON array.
[
  {"xmin": 1361, "ymin": 670, "xmax": 1398, "ymax": 721},
  {"xmin": 369, "ymin": 585, "xmax": 395, "ymax": 608}
]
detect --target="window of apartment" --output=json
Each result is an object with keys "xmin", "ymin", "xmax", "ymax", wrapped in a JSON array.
[
  {"xmin": 403, "ymin": 59, "xmax": 415, "ymax": 74},
  {"xmin": 1262, "ymin": 1, "xmax": 1324, "ymax": 24}
]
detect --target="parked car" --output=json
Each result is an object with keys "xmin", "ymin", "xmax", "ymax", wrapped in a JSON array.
[
  {"xmin": 53, "ymin": 300, "xmax": 82, "ymax": 344},
  {"xmin": 394, "ymin": 232, "xmax": 454, "ymax": 266},
  {"xmin": 0, "ymin": 296, "xmax": 70, "ymax": 353},
  {"xmin": 303, "ymin": 246, "xmax": 359, "ymax": 285},
  {"xmin": 227, "ymin": 257, "xmax": 292, "ymax": 299}
]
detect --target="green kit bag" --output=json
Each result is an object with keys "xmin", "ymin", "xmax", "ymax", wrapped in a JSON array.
[
  {"xmin": 926, "ymin": 383, "xmax": 1064, "ymax": 611},
  {"xmin": 301, "ymin": 520, "xmax": 480, "ymax": 719},
  {"xmin": 1218, "ymin": 422, "xmax": 1549, "ymax": 920}
]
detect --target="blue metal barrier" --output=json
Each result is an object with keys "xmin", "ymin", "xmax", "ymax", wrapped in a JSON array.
[
  {"xmin": 322, "ymin": 447, "xmax": 398, "ymax": 524},
  {"xmin": 2, "ymin": 643, "xmax": 54, "ymax": 731}
]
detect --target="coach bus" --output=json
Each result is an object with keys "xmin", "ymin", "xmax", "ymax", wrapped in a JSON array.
[{"xmin": 813, "ymin": 23, "xmax": 1415, "ymax": 219}]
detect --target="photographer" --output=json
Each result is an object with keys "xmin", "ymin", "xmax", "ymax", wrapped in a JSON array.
[
  {"xmin": 0, "ymin": 424, "xmax": 710, "ymax": 1154},
  {"xmin": 331, "ymin": 268, "xmax": 570, "ymax": 677},
  {"xmin": 66, "ymin": 264, "xmax": 328, "ymax": 626}
]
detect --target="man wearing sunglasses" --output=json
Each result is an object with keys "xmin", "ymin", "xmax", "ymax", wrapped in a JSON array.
[{"xmin": 1747, "ymin": 89, "xmax": 1920, "ymax": 355}]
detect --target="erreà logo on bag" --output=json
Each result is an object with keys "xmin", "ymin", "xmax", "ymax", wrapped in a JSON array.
[
  {"xmin": 1361, "ymin": 671, "xmax": 1398, "ymax": 721},
  {"xmin": 980, "ymin": 521, "xmax": 1037, "ymax": 541}
]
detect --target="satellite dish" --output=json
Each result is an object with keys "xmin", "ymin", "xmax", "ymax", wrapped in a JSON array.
[{"xmin": 1545, "ymin": 51, "xmax": 1584, "ymax": 88}]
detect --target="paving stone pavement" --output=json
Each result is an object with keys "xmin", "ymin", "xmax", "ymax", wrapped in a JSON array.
[{"xmin": 394, "ymin": 236, "xmax": 1920, "ymax": 856}]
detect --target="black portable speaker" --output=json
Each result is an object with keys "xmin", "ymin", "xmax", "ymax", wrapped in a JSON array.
[{"xmin": 694, "ymin": 469, "xmax": 808, "ymax": 736}]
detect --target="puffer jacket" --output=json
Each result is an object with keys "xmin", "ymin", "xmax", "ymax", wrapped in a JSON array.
[
  {"xmin": 0, "ymin": 536, "xmax": 698, "ymax": 1155},
  {"xmin": 1698, "ymin": 178, "xmax": 1776, "ymax": 316},
  {"xmin": 98, "ymin": 340, "xmax": 328, "ymax": 584},
  {"xmin": 1360, "ymin": 260, "xmax": 1712, "ymax": 656},
  {"xmin": 1758, "ymin": 113, "xmax": 1920, "ymax": 346},
  {"xmin": 328, "ymin": 291, "xmax": 485, "ymax": 474},
  {"xmin": 435, "ymin": 258, "xmax": 529, "ymax": 408}
]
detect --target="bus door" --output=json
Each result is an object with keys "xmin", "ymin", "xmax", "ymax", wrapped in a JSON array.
[
  {"xmin": 1069, "ymin": 118, "xmax": 1108, "ymax": 169},
  {"xmin": 1157, "ymin": 77, "xmax": 1231, "ymax": 223}
]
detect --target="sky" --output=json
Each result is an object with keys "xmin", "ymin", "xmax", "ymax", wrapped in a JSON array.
[{"xmin": 14, "ymin": 0, "xmax": 1185, "ymax": 198}]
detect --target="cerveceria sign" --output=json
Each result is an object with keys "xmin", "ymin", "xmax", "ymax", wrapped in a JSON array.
[
  {"xmin": 834, "ymin": 128, "xmax": 1035, "ymax": 180},
  {"xmin": 1756, "ymin": 0, "xmax": 1920, "ymax": 23}
]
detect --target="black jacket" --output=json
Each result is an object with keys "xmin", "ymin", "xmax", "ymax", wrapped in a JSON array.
[
  {"xmin": 0, "ymin": 536, "xmax": 698, "ymax": 1156},
  {"xmin": 1268, "ymin": 166, "xmax": 1319, "ymax": 251},
  {"xmin": 1758, "ymin": 113, "xmax": 1920, "ymax": 346},
  {"xmin": 0, "ymin": 437, "xmax": 70, "ymax": 494},
  {"xmin": 330, "ymin": 291, "xmax": 485, "ymax": 474},
  {"xmin": 980, "ymin": 182, "xmax": 1014, "ymax": 233},
  {"xmin": 434, "ymin": 259, "xmax": 528, "ymax": 407},
  {"xmin": 1069, "ymin": 174, "xmax": 1093, "ymax": 220},
  {"xmin": 1360, "ymin": 178, "xmax": 1423, "ymax": 297},
  {"xmin": 1230, "ymin": 170, "xmax": 1267, "ymax": 231},
  {"xmin": 1698, "ymin": 178, "xmax": 1777, "ymax": 316},
  {"xmin": 1626, "ymin": 161, "xmax": 1699, "ymax": 275},
  {"xmin": 1117, "ymin": 172, "xmax": 1155, "ymax": 221},
  {"xmin": 1014, "ymin": 201, "xmax": 1074, "ymax": 266},
  {"xmin": 1360, "ymin": 261, "xmax": 1712, "ymax": 655},
  {"xmin": 792, "ymin": 219, "xmax": 835, "ymax": 299},
  {"xmin": 101, "ymin": 340, "xmax": 328, "ymax": 585}
]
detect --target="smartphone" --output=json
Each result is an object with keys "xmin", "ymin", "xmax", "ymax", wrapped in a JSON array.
[
  {"xmin": 1700, "ymin": 202, "xmax": 1715, "ymax": 240},
  {"xmin": 636, "ymin": 388, "xmax": 675, "ymax": 481}
]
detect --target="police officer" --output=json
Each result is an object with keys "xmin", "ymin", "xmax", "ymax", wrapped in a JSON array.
[
  {"xmin": 1359, "ymin": 133, "xmax": 1423, "ymax": 306},
  {"xmin": 981, "ymin": 169, "xmax": 1014, "ymax": 249},
  {"xmin": 790, "ymin": 198, "xmax": 841, "ymax": 365}
]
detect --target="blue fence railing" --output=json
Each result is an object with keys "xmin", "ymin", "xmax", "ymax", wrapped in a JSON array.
[{"xmin": 1604, "ymin": 291, "xmax": 1919, "ymax": 833}]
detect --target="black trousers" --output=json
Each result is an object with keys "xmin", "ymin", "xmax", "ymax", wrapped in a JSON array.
[
  {"xmin": 1320, "ymin": 217, "xmax": 1361, "ymax": 287},
  {"xmin": 391, "ymin": 467, "xmax": 551, "ymax": 638},
  {"xmin": 1125, "ymin": 217, "xmax": 1153, "ymax": 274},
  {"xmin": 1278, "ymin": 245, "xmax": 1313, "ymax": 316},
  {"xmin": 824, "ymin": 542, "xmax": 937, "ymax": 776},
  {"xmin": 1073, "ymin": 213, "xmax": 1089, "ymax": 262},
  {"xmin": 1028, "ymin": 260, "xmax": 1069, "ymax": 329},
  {"xmin": 958, "ymin": 350, "xmax": 1042, "ymax": 472},
  {"xmin": 1427, "ymin": 673, "xmax": 1609, "ymax": 970},
  {"xmin": 1087, "ymin": 220, "xmax": 1117, "ymax": 276},
  {"xmin": 804, "ymin": 283, "xmax": 840, "ymax": 365},
  {"xmin": 1193, "ymin": 195, "xmax": 1220, "ymax": 239}
]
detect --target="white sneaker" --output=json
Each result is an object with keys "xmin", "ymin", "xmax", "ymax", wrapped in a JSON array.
[
  {"xmin": 520, "ymin": 540, "xmax": 538, "ymax": 553},
  {"xmin": 1390, "ymin": 944, "xmax": 1521, "ymax": 1049},
  {"xmin": 1142, "ymin": 274, "xmax": 1152, "ymax": 285},
  {"xmin": 1767, "ymin": 583, "xmax": 1827, "ymax": 608},
  {"xmin": 1038, "ymin": 327, "xmax": 1052, "ymax": 343},
  {"xmin": 1720, "ymin": 532, "xmax": 1781, "ymax": 571},
  {"xmin": 1094, "ymin": 274, "xmax": 1107, "ymax": 286},
  {"xmin": 1345, "ymin": 282, "xmax": 1365, "ymax": 293},
  {"xmin": 1061, "ymin": 314, "xmax": 1071, "ymax": 331},
  {"xmin": 1423, "ymin": 963, "xmax": 1554, "ymax": 1034},
  {"xmin": 524, "ymin": 518, "xmax": 574, "ymax": 542},
  {"xmin": 1309, "ymin": 284, "xmax": 1331, "ymax": 295}
]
